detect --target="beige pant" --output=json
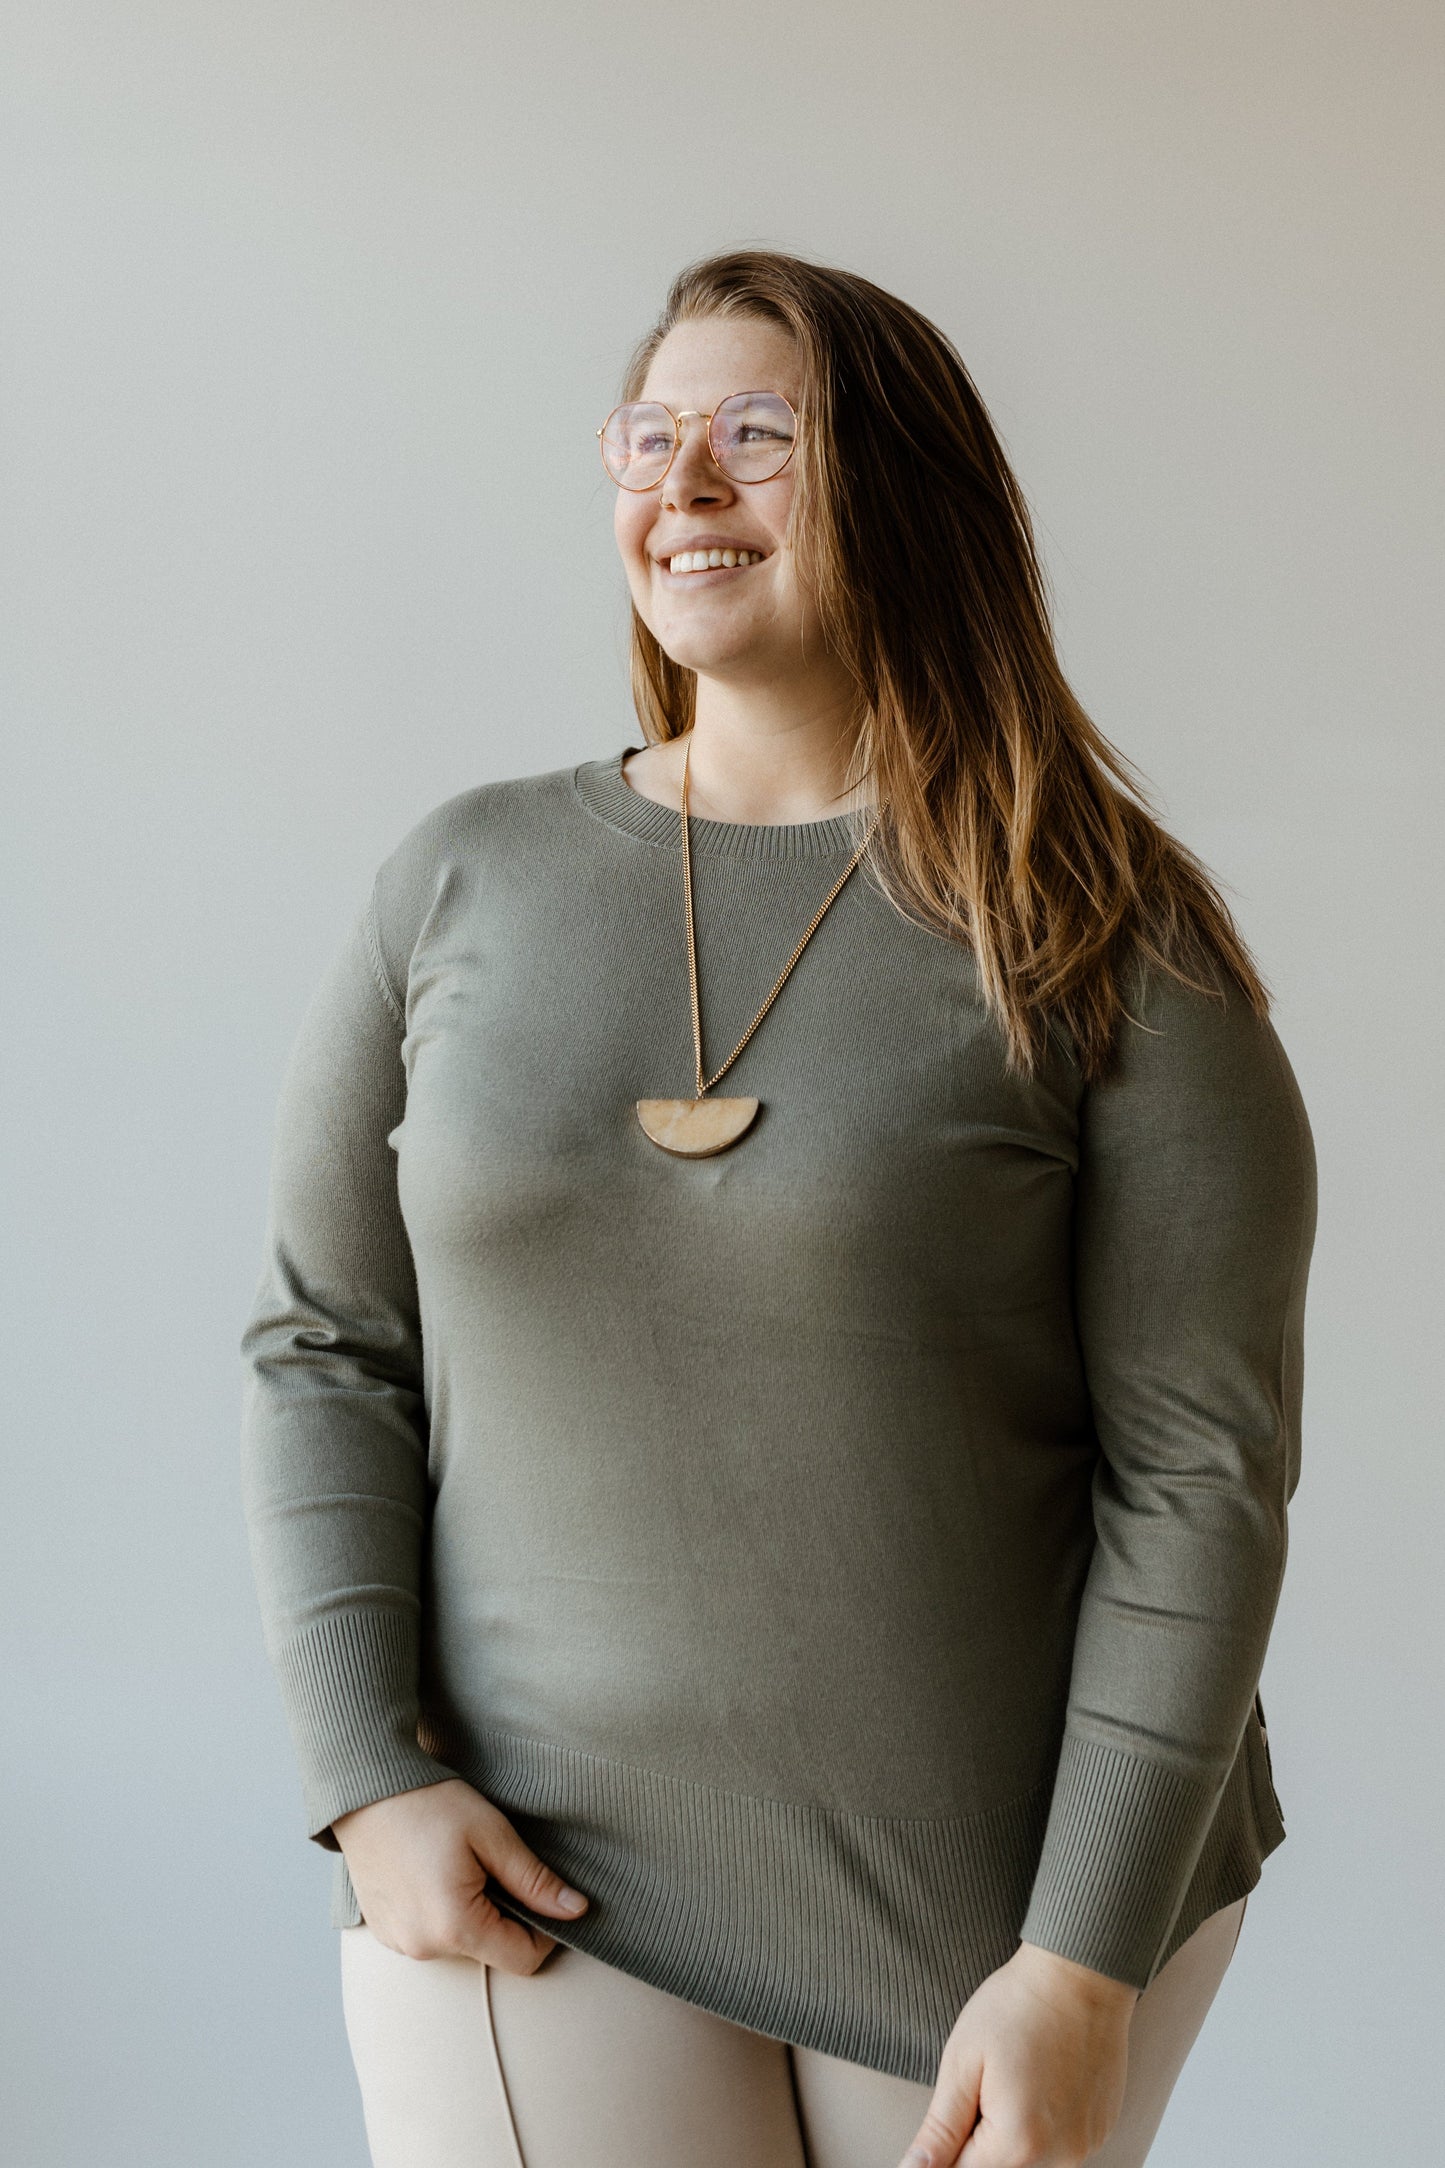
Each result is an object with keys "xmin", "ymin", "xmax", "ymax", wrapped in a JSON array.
[{"xmin": 341, "ymin": 1897, "xmax": 1246, "ymax": 2168}]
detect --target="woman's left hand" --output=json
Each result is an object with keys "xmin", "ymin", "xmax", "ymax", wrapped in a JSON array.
[{"xmin": 896, "ymin": 1942, "xmax": 1139, "ymax": 2167}]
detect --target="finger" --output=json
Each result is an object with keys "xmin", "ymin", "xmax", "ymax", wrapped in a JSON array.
[
  {"xmin": 960, "ymin": 2114, "xmax": 1053, "ymax": 2167},
  {"xmin": 897, "ymin": 2125, "xmax": 966, "ymax": 2168},
  {"xmin": 955, "ymin": 2120, "xmax": 997, "ymax": 2166},
  {"xmin": 471, "ymin": 1810, "xmax": 589, "ymax": 1922},
  {"xmin": 450, "ymin": 1875, "xmax": 560, "ymax": 1971},
  {"xmin": 897, "ymin": 2058, "xmax": 982, "ymax": 2168}
]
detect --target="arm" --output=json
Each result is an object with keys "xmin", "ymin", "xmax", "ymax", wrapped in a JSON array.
[
  {"xmin": 896, "ymin": 960, "xmax": 1316, "ymax": 2168},
  {"xmin": 1019, "ymin": 959, "xmax": 1317, "ymax": 1987},
  {"xmin": 239, "ymin": 842, "xmax": 593, "ymax": 1967},
  {"xmin": 239, "ymin": 877, "xmax": 461, "ymax": 1851}
]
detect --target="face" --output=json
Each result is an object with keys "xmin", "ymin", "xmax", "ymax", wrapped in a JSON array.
[{"xmin": 612, "ymin": 315, "xmax": 821, "ymax": 687}]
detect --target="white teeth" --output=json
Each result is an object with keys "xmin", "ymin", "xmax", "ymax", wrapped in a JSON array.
[{"xmin": 667, "ymin": 549, "xmax": 763, "ymax": 573}]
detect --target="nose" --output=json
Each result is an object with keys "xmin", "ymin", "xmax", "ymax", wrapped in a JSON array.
[{"xmin": 660, "ymin": 412, "xmax": 735, "ymax": 510}]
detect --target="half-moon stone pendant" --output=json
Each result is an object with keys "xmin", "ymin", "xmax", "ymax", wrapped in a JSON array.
[{"xmin": 636, "ymin": 1096, "xmax": 760, "ymax": 1157}]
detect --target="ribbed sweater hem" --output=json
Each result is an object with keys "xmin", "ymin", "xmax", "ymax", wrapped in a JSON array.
[{"xmin": 325, "ymin": 1716, "xmax": 1285, "ymax": 2084}]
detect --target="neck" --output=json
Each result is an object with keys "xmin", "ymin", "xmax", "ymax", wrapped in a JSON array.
[{"xmin": 677, "ymin": 675, "xmax": 872, "ymax": 824}]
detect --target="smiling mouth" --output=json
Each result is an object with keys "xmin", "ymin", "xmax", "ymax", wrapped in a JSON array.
[{"xmin": 658, "ymin": 548, "xmax": 768, "ymax": 578}]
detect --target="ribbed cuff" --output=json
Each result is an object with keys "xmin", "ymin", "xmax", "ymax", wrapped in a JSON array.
[
  {"xmin": 273, "ymin": 1607, "xmax": 463, "ymax": 1851},
  {"xmin": 1018, "ymin": 1732, "xmax": 1222, "ymax": 1988}
]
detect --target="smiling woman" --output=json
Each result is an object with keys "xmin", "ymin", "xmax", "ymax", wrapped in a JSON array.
[
  {"xmin": 239, "ymin": 247, "xmax": 1315, "ymax": 2168},
  {"xmin": 607, "ymin": 311, "xmax": 863, "ymax": 794}
]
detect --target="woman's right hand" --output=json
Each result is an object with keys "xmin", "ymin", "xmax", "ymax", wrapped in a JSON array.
[{"xmin": 331, "ymin": 1777, "xmax": 590, "ymax": 1973}]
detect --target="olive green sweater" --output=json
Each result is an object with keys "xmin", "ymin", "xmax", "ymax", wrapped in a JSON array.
[{"xmin": 239, "ymin": 746, "xmax": 1316, "ymax": 2084}]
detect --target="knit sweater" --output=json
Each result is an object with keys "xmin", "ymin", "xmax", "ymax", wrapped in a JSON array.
[{"xmin": 238, "ymin": 745, "xmax": 1316, "ymax": 2085}]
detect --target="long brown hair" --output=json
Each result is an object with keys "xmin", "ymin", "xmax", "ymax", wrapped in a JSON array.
[{"xmin": 618, "ymin": 248, "xmax": 1269, "ymax": 1082}]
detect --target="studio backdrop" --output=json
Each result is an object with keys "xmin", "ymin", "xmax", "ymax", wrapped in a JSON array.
[{"xmin": 2, "ymin": 5, "xmax": 1440, "ymax": 2164}]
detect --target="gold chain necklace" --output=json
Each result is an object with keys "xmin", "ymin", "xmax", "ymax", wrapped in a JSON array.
[{"xmin": 636, "ymin": 736, "xmax": 881, "ymax": 1157}]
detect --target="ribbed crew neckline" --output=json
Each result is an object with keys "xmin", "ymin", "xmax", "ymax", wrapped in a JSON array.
[{"xmin": 573, "ymin": 746, "xmax": 869, "ymax": 860}]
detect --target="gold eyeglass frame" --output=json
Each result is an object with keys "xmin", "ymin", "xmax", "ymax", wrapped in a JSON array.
[{"xmin": 595, "ymin": 389, "xmax": 800, "ymax": 492}]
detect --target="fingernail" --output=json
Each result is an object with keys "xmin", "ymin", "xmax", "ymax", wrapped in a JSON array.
[
  {"xmin": 899, "ymin": 2151, "xmax": 932, "ymax": 2168},
  {"xmin": 556, "ymin": 1885, "xmax": 587, "ymax": 1913}
]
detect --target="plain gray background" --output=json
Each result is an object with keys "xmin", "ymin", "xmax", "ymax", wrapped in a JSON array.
[{"xmin": 3, "ymin": 4, "xmax": 1441, "ymax": 2163}]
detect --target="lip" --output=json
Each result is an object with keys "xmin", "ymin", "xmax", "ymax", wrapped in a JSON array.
[{"xmin": 652, "ymin": 537, "xmax": 771, "ymax": 585}]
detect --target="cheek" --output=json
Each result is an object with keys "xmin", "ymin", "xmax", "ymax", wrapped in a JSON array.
[
  {"xmin": 618, "ymin": 516, "xmax": 659, "ymax": 606},
  {"xmin": 614, "ymin": 504, "xmax": 657, "ymax": 619},
  {"xmin": 755, "ymin": 470, "xmax": 795, "ymax": 551},
  {"xmin": 614, "ymin": 496, "xmax": 650, "ymax": 566}
]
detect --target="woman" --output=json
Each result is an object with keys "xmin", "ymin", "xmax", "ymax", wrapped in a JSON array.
[{"xmin": 240, "ymin": 249, "xmax": 1316, "ymax": 2168}]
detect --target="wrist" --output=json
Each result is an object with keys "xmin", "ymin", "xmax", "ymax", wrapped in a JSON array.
[{"xmin": 1014, "ymin": 1937, "xmax": 1140, "ymax": 2010}]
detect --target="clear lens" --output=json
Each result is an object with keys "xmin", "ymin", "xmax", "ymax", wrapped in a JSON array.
[
  {"xmin": 598, "ymin": 391, "xmax": 798, "ymax": 488},
  {"xmin": 710, "ymin": 391, "xmax": 797, "ymax": 482},
  {"xmin": 599, "ymin": 403, "xmax": 676, "ymax": 490}
]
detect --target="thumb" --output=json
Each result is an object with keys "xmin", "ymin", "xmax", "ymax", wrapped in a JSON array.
[
  {"xmin": 896, "ymin": 2049, "xmax": 982, "ymax": 2168},
  {"xmin": 473, "ymin": 1811, "xmax": 590, "ymax": 1923}
]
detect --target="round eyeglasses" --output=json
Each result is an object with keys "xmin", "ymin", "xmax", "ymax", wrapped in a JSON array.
[{"xmin": 596, "ymin": 389, "xmax": 798, "ymax": 492}]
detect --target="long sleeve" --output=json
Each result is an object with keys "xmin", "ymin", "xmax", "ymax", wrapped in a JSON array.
[
  {"xmin": 239, "ymin": 878, "xmax": 462, "ymax": 1851},
  {"xmin": 1018, "ymin": 961, "xmax": 1317, "ymax": 1986}
]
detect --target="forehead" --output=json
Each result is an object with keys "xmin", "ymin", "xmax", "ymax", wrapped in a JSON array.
[{"xmin": 639, "ymin": 314, "xmax": 802, "ymax": 407}]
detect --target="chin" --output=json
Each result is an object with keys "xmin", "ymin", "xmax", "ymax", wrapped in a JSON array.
[
  {"xmin": 646, "ymin": 609, "xmax": 772, "ymax": 672},
  {"xmin": 658, "ymin": 635, "xmax": 764, "ymax": 676}
]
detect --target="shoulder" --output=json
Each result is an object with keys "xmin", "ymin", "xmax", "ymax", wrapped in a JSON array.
[
  {"xmin": 373, "ymin": 760, "xmax": 579, "ymax": 893},
  {"xmin": 1080, "ymin": 949, "xmax": 1316, "ymax": 1207},
  {"xmin": 367, "ymin": 759, "xmax": 581, "ymax": 998},
  {"xmin": 1107, "ymin": 951, "xmax": 1285, "ymax": 1092}
]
